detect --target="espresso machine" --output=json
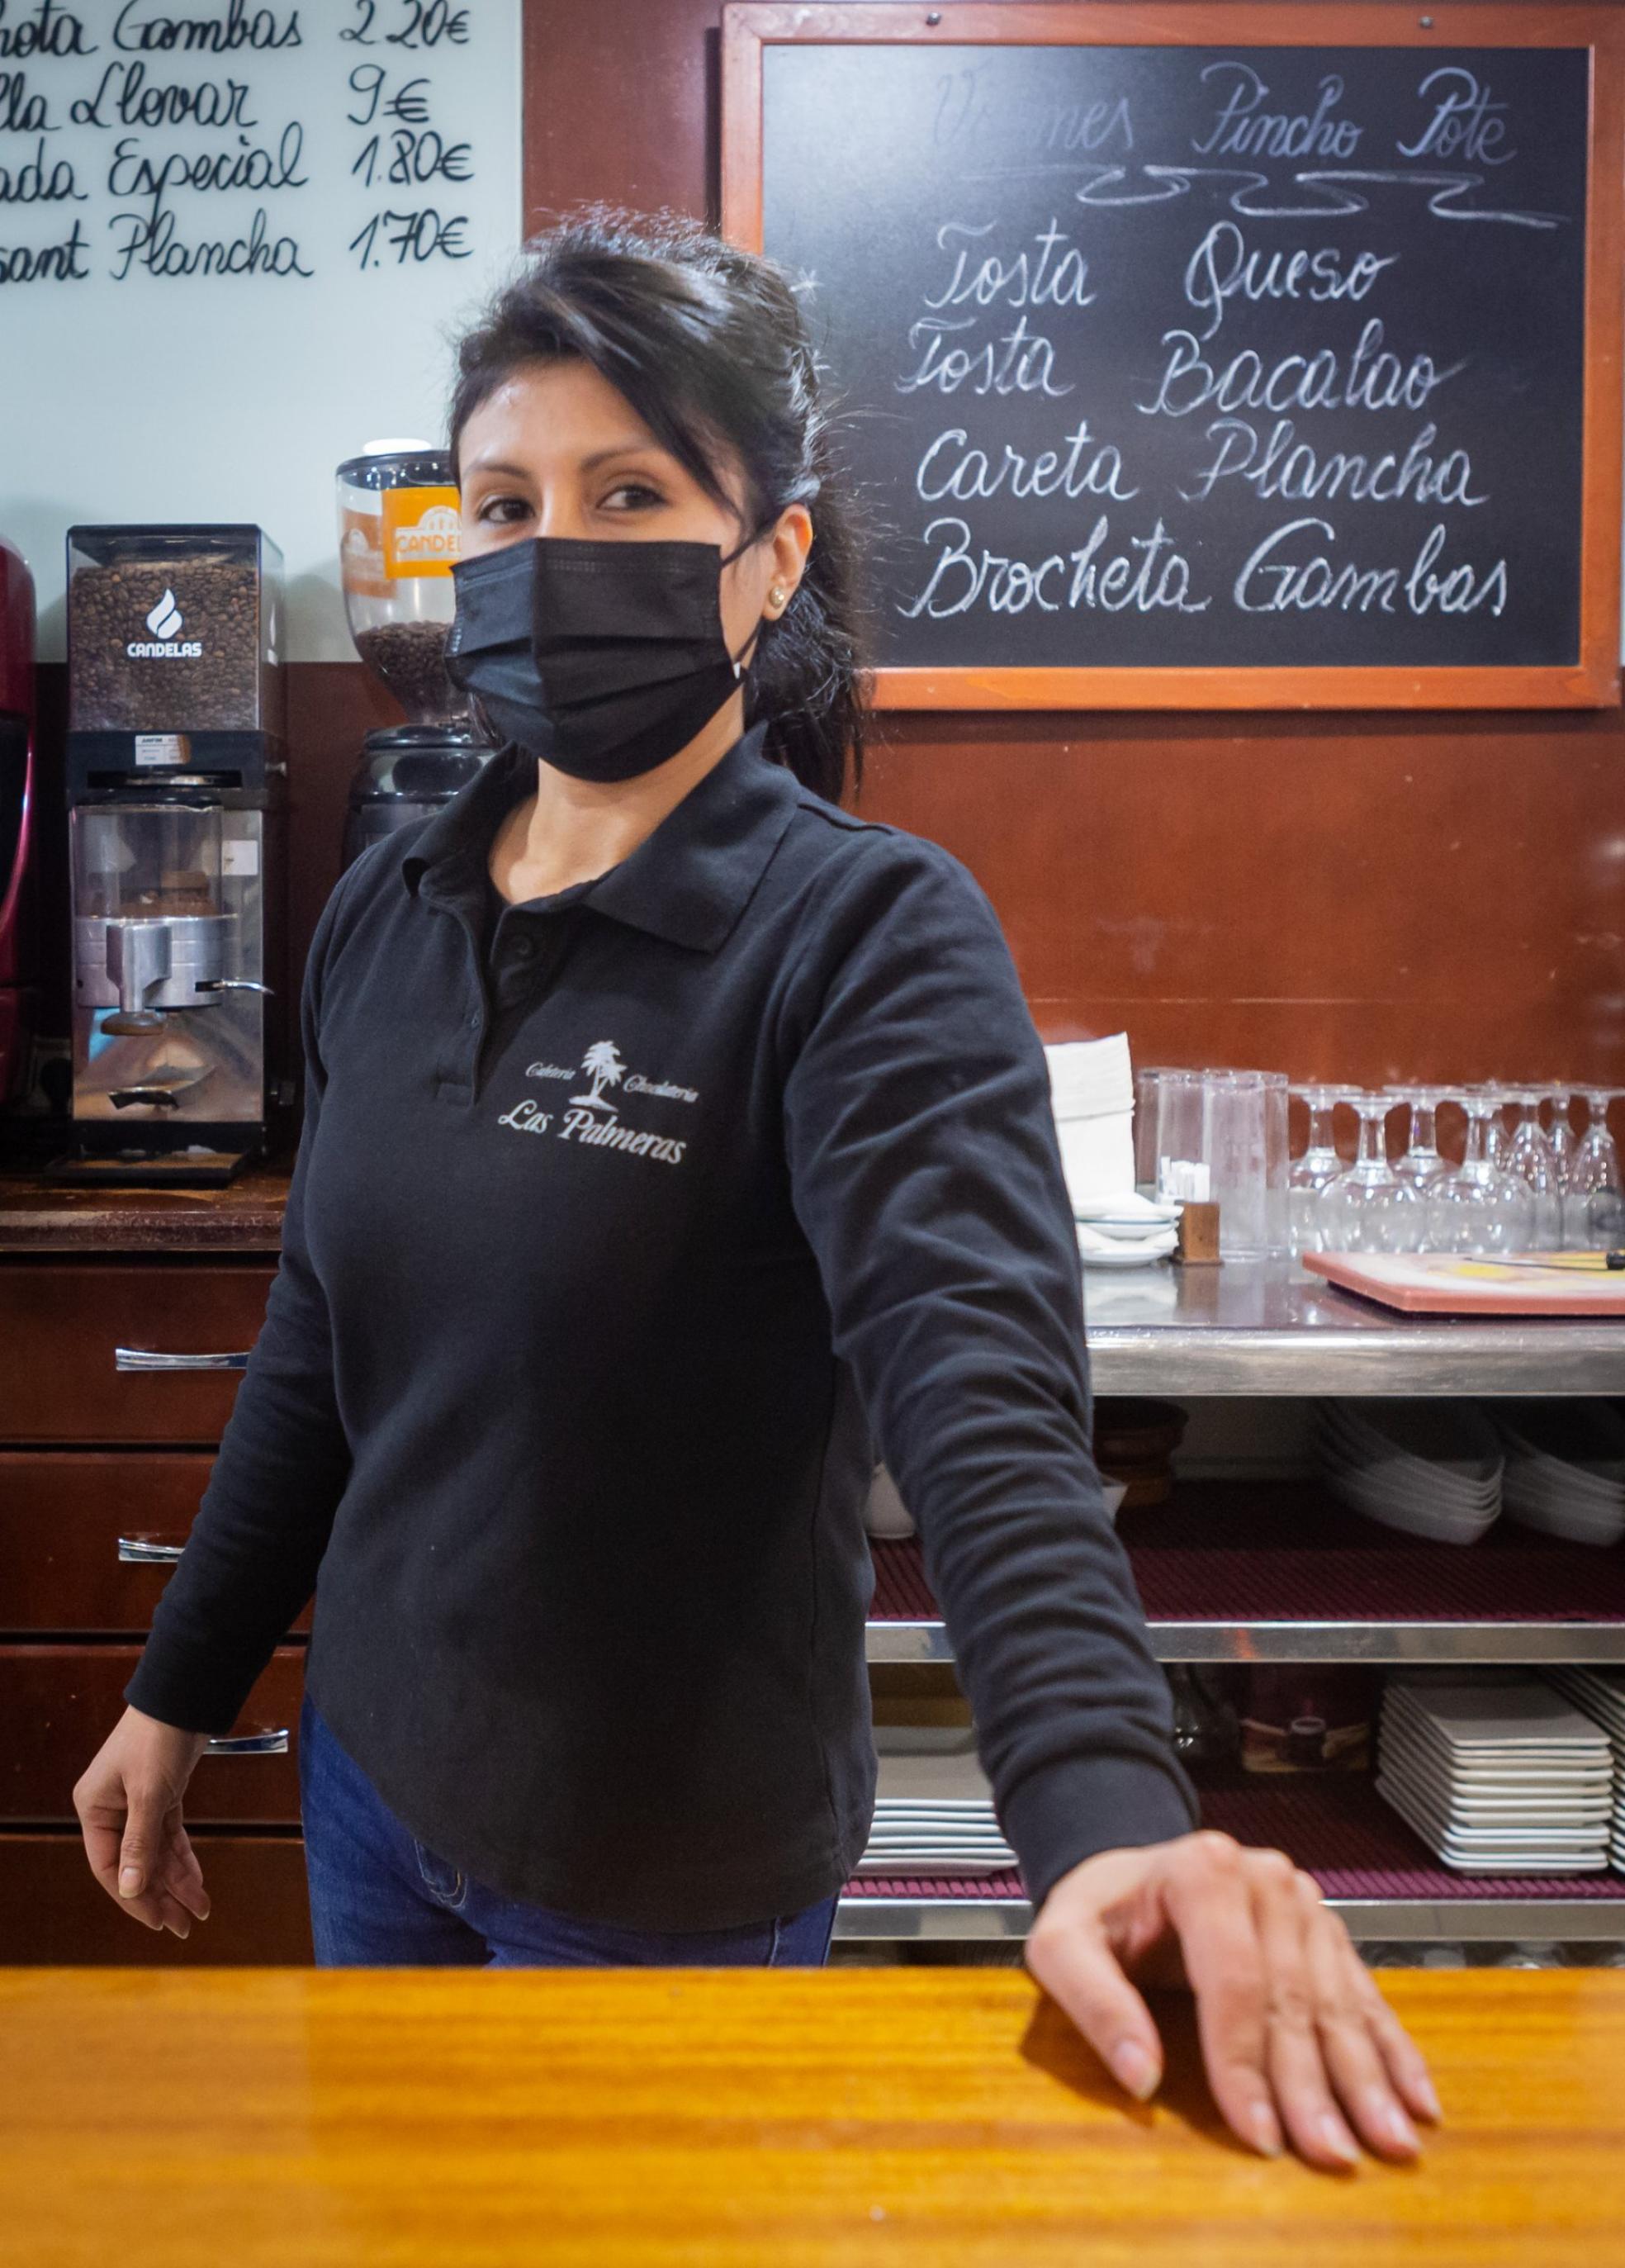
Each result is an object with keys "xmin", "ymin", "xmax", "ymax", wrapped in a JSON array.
[
  {"xmin": 336, "ymin": 439, "xmax": 495, "ymax": 868},
  {"xmin": 46, "ymin": 524, "xmax": 289, "ymax": 1188}
]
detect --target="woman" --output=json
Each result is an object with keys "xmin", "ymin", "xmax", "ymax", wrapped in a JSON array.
[{"xmin": 75, "ymin": 207, "xmax": 1437, "ymax": 2169}]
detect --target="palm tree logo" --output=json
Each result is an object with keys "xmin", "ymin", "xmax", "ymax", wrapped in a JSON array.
[{"xmin": 571, "ymin": 1041, "xmax": 626, "ymax": 1111}]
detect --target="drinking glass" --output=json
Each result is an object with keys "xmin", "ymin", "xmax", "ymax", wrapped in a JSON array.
[
  {"xmin": 1543, "ymin": 1086, "xmax": 1578, "ymax": 1193},
  {"xmin": 1135, "ymin": 1068, "xmax": 1205, "ymax": 1202},
  {"xmin": 1480, "ymin": 1084, "xmax": 1516, "ymax": 1173},
  {"xmin": 1200, "ymin": 1070, "xmax": 1291, "ymax": 1257},
  {"xmin": 1316, "ymin": 1092, "xmax": 1426, "ymax": 1252},
  {"xmin": 1506, "ymin": 1089, "xmax": 1563, "ymax": 1250},
  {"xmin": 1289, "ymin": 1084, "xmax": 1346, "ymax": 1254},
  {"xmin": 1386, "ymin": 1084, "xmax": 1449, "ymax": 1189},
  {"xmin": 1566, "ymin": 1089, "xmax": 1625, "ymax": 1248},
  {"xmin": 1425, "ymin": 1089, "xmax": 1537, "ymax": 1254}
]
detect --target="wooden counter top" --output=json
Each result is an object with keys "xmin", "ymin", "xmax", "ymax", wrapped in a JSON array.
[
  {"xmin": 3, "ymin": 1967, "xmax": 1623, "ymax": 2263},
  {"xmin": 0, "ymin": 1155, "xmax": 291, "ymax": 1252}
]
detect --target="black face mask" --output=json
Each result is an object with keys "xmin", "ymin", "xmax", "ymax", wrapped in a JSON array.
[{"xmin": 443, "ymin": 533, "xmax": 765, "ymax": 783}]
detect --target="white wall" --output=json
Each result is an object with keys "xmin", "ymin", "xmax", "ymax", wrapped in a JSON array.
[{"xmin": 1, "ymin": 0, "xmax": 523, "ymax": 664}]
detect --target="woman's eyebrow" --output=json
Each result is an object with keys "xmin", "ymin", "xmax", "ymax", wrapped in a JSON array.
[{"xmin": 462, "ymin": 443, "xmax": 669, "ymax": 481}]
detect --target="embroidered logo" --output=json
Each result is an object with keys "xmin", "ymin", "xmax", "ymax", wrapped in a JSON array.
[
  {"xmin": 496, "ymin": 1039, "xmax": 698, "ymax": 1166},
  {"xmin": 571, "ymin": 1040, "xmax": 624, "ymax": 1111}
]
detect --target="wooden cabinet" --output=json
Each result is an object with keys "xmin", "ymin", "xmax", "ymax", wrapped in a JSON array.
[
  {"xmin": 0, "ymin": 1834, "xmax": 313, "ymax": 1964},
  {"xmin": 0, "ymin": 1261, "xmax": 276, "ymax": 1441},
  {"xmin": 0, "ymin": 1451, "xmax": 310, "ymax": 1635},
  {"xmin": 0, "ymin": 1181, "xmax": 312, "ymax": 1964}
]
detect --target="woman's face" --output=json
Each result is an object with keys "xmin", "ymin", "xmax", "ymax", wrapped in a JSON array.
[{"xmin": 456, "ymin": 358, "xmax": 811, "ymax": 664}]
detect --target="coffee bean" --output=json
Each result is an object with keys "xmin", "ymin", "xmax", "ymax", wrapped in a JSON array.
[
  {"xmin": 69, "ymin": 550, "xmax": 272, "ymax": 732},
  {"xmin": 353, "ymin": 618, "xmax": 469, "ymax": 724}
]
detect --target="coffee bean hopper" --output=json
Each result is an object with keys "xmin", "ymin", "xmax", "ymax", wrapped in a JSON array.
[
  {"xmin": 45, "ymin": 523, "xmax": 288, "ymax": 1189},
  {"xmin": 336, "ymin": 440, "xmax": 495, "ymax": 868}
]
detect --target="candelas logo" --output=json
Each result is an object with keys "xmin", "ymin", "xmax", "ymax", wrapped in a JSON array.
[
  {"xmin": 495, "ymin": 1039, "xmax": 698, "ymax": 1167},
  {"xmin": 390, "ymin": 502, "xmax": 461, "ymax": 568},
  {"xmin": 127, "ymin": 586, "xmax": 203, "ymax": 661}
]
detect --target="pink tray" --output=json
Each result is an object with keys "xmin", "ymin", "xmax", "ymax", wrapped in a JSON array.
[{"xmin": 1304, "ymin": 1250, "xmax": 1625, "ymax": 1315}]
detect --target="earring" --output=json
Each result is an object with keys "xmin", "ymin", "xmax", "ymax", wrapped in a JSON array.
[{"xmin": 768, "ymin": 583, "xmax": 786, "ymax": 610}]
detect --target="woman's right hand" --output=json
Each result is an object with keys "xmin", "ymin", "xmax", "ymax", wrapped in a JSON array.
[{"xmin": 73, "ymin": 1706, "xmax": 216, "ymax": 1938}]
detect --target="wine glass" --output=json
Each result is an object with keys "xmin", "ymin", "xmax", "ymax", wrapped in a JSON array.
[
  {"xmin": 1506, "ymin": 1089, "xmax": 1564, "ymax": 1250},
  {"xmin": 1543, "ymin": 1086, "xmax": 1579, "ymax": 1194},
  {"xmin": 1426, "ymin": 1089, "xmax": 1537, "ymax": 1254},
  {"xmin": 1289, "ymin": 1084, "xmax": 1347, "ymax": 1254},
  {"xmin": 1386, "ymin": 1084, "xmax": 1448, "ymax": 1189},
  {"xmin": 1566, "ymin": 1089, "xmax": 1625, "ymax": 1248},
  {"xmin": 1316, "ymin": 1092, "xmax": 1426, "ymax": 1252},
  {"xmin": 1479, "ymin": 1083, "xmax": 1516, "ymax": 1173}
]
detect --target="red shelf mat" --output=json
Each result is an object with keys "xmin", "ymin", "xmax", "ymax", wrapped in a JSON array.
[
  {"xmin": 842, "ymin": 1777, "xmax": 1625, "ymax": 1903},
  {"xmin": 869, "ymin": 1484, "xmax": 1625, "ymax": 1627}
]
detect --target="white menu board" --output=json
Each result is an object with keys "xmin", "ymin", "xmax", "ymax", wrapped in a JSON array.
[{"xmin": 0, "ymin": 0, "xmax": 523, "ymax": 662}]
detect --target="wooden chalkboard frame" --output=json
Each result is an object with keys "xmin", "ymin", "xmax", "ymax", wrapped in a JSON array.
[{"xmin": 721, "ymin": 2, "xmax": 1625, "ymax": 709}]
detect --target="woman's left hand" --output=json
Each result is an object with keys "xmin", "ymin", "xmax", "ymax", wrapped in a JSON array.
[{"xmin": 1023, "ymin": 1828, "xmax": 1443, "ymax": 2169}]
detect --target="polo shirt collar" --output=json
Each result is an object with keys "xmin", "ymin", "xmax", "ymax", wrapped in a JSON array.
[{"xmin": 398, "ymin": 717, "xmax": 799, "ymax": 954}]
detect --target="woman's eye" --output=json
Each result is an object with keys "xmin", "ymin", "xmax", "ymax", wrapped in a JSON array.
[
  {"xmin": 602, "ymin": 482, "xmax": 665, "ymax": 510},
  {"xmin": 476, "ymin": 496, "xmax": 529, "ymax": 524}
]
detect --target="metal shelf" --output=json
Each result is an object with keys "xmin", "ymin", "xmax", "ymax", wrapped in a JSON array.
[
  {"xmin": 835, "ymin": 1778, "xmax": 1625, "ymax": 1945},
  {"xmin": 868, "ymin": 1491, "xmax": 1625, "ymax": 1666},
  {"xmin": 1083, "ymin": 1257, "xmax": 1625, "ymax": 1396}
]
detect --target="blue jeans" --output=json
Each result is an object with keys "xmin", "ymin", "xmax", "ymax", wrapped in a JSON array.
[{"xmin": 297, "ymin": 1687, "xmax": 841, "ymax": 1967}]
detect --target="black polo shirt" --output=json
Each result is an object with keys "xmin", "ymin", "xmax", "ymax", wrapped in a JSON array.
[{"xmin": 125, "ymin": 717, "xmax": 1197, "ymax": 1929}]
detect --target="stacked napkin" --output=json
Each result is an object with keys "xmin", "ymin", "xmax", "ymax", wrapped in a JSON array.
[{"xmin": 1046, "ymin": 1035, "xmax": 1178, "ymax": 1265}]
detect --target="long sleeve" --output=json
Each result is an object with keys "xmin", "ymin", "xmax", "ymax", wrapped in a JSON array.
[
  {"xmin": 779, "ymin": 834, "xmax": 1199, "ymax": 1913},
  {"xmin": 122, "ymin": 872, "xmax": 356, "ymax": 1736}
]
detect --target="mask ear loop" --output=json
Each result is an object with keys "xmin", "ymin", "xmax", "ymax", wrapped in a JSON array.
[{"xmin": 718, "ymin": 521, "xmax": 775, "ymax": 680}]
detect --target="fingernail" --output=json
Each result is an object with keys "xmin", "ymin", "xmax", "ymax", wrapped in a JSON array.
[
  {"xmin": 1319, "ymin": 2114, "xmax": 1360, "ymax": 2166},
  {"xmin": 1111, "ymin": 2038, "xmax": 1160, "ymax": 2101},
  {"xmin": 1249, "ymin": 2103, "xmax": 1283, "ymax": 2157},
  {"xmin": 119, "ymin": 1866, "xmax": 141, "ymax": 1895},
  {"xmin": 1415, "ymin": 2073, "xmax": 1443, "ymax": 2121},
  {"xmin": 1380, "ymin": 2100, "xmax": 1419, "ymax": 2153}
]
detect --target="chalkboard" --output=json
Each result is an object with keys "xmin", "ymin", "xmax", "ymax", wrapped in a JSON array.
[
  {"xmin": 0, "ymin": 1, "xmax": 522, "ymax": 665},
  {"xmin": 724, "ymin": 5, "xmax": 1625, "ymax": 707}
]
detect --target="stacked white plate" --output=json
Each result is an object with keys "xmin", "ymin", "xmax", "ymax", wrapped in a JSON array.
[
  {"xmin": 1313, "ymin": 1398, "xmax": 1504, "ymax": 1544},
  {"xmin": 1543, "ymin": 1668, "xmax": 1625, "ymax": 1871},
  {"xmin": 1485, "ymin": 1402, "xmax": 1625, "ymax": 1547},
  {"xmin": 1074, "ymin": 1192, "xmax": 1181, "ymax": 1271},
  {"xmin": 1376, "ymin": 1673, "xmax": 1613, "ymax": 1873},
  {"xmin": 855, "ymin": 1797, "xmax": 1016, "ymax": 1877}
]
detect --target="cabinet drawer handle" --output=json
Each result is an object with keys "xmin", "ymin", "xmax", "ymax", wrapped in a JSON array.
[
  {"xmin": 118, "ymin": 1537, "xmax": 185, "ymax": 1563},
  {"xmin": 201, "ymin": 1730, "xmax": 289, "ymax": 1757},
  {"xmin": 115, "ymin": 1346, "xmax": 251, "ymax": 1372}
]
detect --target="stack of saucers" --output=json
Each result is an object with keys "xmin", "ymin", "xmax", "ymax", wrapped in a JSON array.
[
  {"xmin": 1312, "ymin": 1398, "xmax": 1503, "ymax": 1545},
  {"xmin": 1485, "ymin": 1401, "xmax": 1625, "ymax": 1547},
  {"xmin": 855, "ymin": 1798, "xmax": 1016, "ymax": 1878},
  {"xmin": 1376, "ymin": 1673, "xmax": 1613, "ymax": 1873},
  {"xmin": 1073, "ymin": 1191, "xmax": 1182, "ymax": 1271},
  {"xmin": 1543, "ymin": 1668, "xmax": 1625, "ymax": 1871}
]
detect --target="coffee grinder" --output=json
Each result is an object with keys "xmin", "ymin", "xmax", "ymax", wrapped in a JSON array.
[
  {"xmin": 336, "ymin": 440, "xmax": 495, "ymax": 869},
  {"xmin": 46, "ymin": 523, "xmax": 289, "ymax": 1188}
]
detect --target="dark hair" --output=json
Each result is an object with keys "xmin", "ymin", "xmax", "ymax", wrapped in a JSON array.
[{"xmin": 445, "ymin": 204, "xmax": 875, "ymax": 804}]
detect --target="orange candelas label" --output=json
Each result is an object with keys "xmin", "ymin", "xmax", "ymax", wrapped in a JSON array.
[{"xmin": 381, "ymin": 486, "xmax": 463, "ymax": 579}]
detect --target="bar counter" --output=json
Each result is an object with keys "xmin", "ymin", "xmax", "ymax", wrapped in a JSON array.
[
  {"xmin": 3, "ymin": 1159, "xmax": 1622, "ymax": 1396},
  {"xmin": 4, "ymin": 1966, "xmax": 1623, "ymax": 2263}
]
